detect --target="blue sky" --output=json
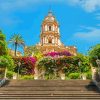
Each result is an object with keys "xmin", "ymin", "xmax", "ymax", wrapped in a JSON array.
[{"xmin": 0, "ymin": 0, "xmax": 100, "ymax": 55}]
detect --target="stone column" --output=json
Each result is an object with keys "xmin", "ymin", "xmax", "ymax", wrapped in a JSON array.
[
  {"xmin": 34, "ymin": 67, "xmax": 38, "ymax": 80},
  {"xmin": 91, "ymin": 66, "xmax": 97, "ymax": 80}
]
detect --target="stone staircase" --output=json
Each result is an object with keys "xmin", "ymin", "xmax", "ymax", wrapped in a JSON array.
[{"xmin": 0, "ymin": 80, "xmax": 100, "ymax": 100}]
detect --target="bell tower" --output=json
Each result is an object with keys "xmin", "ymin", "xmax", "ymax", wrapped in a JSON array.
[
  {"xmin": 35, "ymin": 11, "xmax": 77, "ymax": 55},
  {"xmin": 25, "ymin": 11, "xmax": 77, "ymax": 55},
  {"xmin": 40, "ymin": 11, "xmax": 61, "ymax": 46}
]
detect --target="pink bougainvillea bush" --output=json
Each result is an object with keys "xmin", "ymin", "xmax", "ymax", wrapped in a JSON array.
[
  {"xmin": 37, "ymin": 54, "xmax": 90, "ymax": 77},
  {"xmin": 13, "ymin": 57, "xmax": 37, "ymax": 75},
  {"xmin": 44, "ymin": 51, "xmax": 72, "ymax": 57}
]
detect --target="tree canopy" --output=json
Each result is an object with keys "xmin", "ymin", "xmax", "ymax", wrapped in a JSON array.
[
  {"xmin": 0, "ymin": 30, "xmax": 8, "ymax": 56},
  {"xmin": 24, "ymin": 45, "xmax": 43, "ymax": 59},
  {"xmin": 88, "ymin": 44, "xmax": 100, "ymax": 67}
]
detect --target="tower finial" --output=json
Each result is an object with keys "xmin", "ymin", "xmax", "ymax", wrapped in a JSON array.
[
  {"xmin": 49, "ymin": 5, "xmax": 52, "ymax": 13},
  {"xmin": 48, "ymin": 6, "xmax": 53, "ymax": 16}
]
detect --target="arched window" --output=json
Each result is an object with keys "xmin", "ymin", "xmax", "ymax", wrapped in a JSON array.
[
  {"xmin": 48, "ymin": 37, "xmax": 52, "ymax": 43},
  {"xmin": 49, "ymin": 26, "xmax": 52, "ymax": 31},
  {"xmin": 45, "ymin": 25, "xmax": 47, "ymax": 31}
]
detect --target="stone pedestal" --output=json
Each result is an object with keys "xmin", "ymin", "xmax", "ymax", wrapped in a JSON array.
[
  {"xmin": 60, "ymin": 73, "xmax": 65, "ymax": 80},
  {"xmin": 82, "ymin": 74, "xmax": 86, "ymax": 80},
  {"xmin": 13, "ymin": 73, "xmax": 17, "ymax": 79},
  {"xmin": 34, "ymin": 67, "xmax": 39, "ymax": 80},
  {"xmin": 91, "ymin": 67, "xmax": 97, "ymax": 80}
]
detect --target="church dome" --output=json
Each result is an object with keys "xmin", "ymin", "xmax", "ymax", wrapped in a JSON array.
[{"xmin": 43, "ymin": 11, "xmax": 58, "ymax": 24}]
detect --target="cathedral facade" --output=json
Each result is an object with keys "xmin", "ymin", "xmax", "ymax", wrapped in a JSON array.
[{"xmin": 36, "ymin": 11, "xmax": 77, "ymax": 55}]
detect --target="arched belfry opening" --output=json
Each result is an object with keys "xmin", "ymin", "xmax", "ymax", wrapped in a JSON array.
[
  {"xmin": 49, "ymin": 26, "xmax": 52, "ymax": 31},
  {"xmin": 48, "ymin": 37, "xmax": 52, "ymax": 43}
]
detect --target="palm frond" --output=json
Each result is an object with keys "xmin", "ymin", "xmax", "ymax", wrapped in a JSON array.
[{"xmin": 8, "ymin": 33, "xmax": 25, "ymax": 56}]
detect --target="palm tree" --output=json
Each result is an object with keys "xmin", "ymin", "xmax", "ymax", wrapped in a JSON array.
[{"xmin": 9, "ymin": 34, "xmax": 25, "ymax": 56}]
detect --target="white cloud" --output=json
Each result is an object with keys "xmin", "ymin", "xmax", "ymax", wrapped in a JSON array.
[
  {"xmin": 67, "ymin": 0, "xmax": 100, "ymax": 12},
  {"xmin": 74, "ymin": 27, "xmax": 100, "ymax": 41},
  {"xmin": 97, "ymin": 24, "xmax": 100, "ymax": 27},
  {"xmin": 0, "ymin": 0, "xmax": 64, "ymax": 26},
  {"xmin": 0, "ymin": 0, "xmax": 64, "ymax": 12},
  {"xmin": 0, "ymin": 0, "xmax": 40, "ymax": 12},
  {"xmin": 95, "ymin": 13, "xmax": 100, "ymax": 20},
  {"xmin": 0, "ymin": 0, "xmax": 100, "ymax": 13}
]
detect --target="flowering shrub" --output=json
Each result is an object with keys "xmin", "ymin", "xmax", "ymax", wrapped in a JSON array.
[
  {"xmin": 37, "ymin": 53, "xmax": 91, "ymax": 79},
  {"xmin": 37, "ymin": 56, "xmax": 75, "ymax": 76},
  {"xmin": 13, "ymin": 57, "xmax": 37, "ymax": 75},
  {"xmin": 44, "ymin": 51, "xmax": 72, "ymax": 57}
]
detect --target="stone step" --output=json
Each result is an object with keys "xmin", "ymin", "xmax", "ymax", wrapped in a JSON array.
[
  {"xmin": 7, "ymin": 84, "xmax": 92, "ymax": 86},
  {"xmin": 0, "ymin": 86, "xmax": 97, "ymax": 91},
  {"xmin": 6, "ymin": 80, "xmax": 94, "ymax": 87},
  {"xmin": 0, "ymin": 96, "xmax": 100, "ymax": 99},
  {"xmin": 8, "ymin": 80, "xmax": 92, "ymax": 84},
  {"xmin": 0, "ymin": 99, "xmax": 99, "ymax": 100},
  {"xmin": 0, "ymin": 80, "xmax": 99, "ymax": 100},
  {"xmin": 1, "ymin": 98, "xmax": 100, "ymax": 100},
  {"xmin": 0, "ymin": 94, "xmax": 100, "ymax": 96},
  {"xmin": 0, "ymin": 90, "xmax": 98, "ymax": 94}
]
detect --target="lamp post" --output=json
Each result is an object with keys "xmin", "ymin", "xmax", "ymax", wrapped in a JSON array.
[
  {"xmin": 18, "ymin": 62, "xmax": 21, "ymax": 79},
  {"xmin": 78, "ymin": 60, "xmax": 82, "ymax": 79},
  {"xmin": 54, "ymin": 58, "xmax": 57, "ymax": 79},
  {"xmin": 96, "ymin": 58, "xmax": 100, "ymax": 77},
  {"xmin": 54, "ymin": 68, "xmax": 57, "ymax": 79},
  {"xmin": 0, "ymin": 59, "xmax": 1, "ymax": 73}
]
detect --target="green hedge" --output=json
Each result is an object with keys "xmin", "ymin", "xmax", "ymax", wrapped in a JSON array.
[
  {"xmin": 68, "ymin": 73, "xmax": 80, "ymax": 79},
  {"xmin": 20, "ymin": 75, "xmax": 34, "ymax": 80},
  {"xmin": 7, "ymin": 71, "xmax": 13, "ymax": 79},
  {"xmin": 86, "ymin": 72, "xmax": 92, "ymax": 79}
]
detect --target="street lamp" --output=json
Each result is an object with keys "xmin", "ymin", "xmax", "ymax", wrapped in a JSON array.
[
  {"xmin": 54, "ymin": 68, "xmax": 57, "ymax": 79},
  {"xmin": 0, "ymin": 59, "xmax": 1, "ymax": 72},
  {"xmin": 53, "ymin": 58, "xmax": 58, "ymax": 79},
  {"xmin": 96, "ymin": 58, "xmax": 100, "ymax": 77},
  {"xmin": 18, "ymin": 62, "xmax": 21, "ymax": 79},
  {"xmin": 78, "ymin": 60, "xmax": 82, "ymax": 79}
]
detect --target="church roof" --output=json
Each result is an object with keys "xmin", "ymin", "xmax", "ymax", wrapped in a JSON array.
[{"xmin": 43, "ymin": 11, "xmax": 58, "ymax": 24}]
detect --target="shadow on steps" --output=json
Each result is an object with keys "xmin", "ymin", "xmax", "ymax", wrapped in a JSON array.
[{"xmin": 86, "ymin": 81, "xmax": 100, "ymax": 93}]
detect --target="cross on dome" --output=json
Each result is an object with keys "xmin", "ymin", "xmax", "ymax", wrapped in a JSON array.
[{"xmin": 48, "ymin": 10, "xmax": 53, "ymax": 17}]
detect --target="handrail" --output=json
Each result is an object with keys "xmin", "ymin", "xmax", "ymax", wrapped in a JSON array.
[{"xmin": 0, "ymin": 79, "xmax": 6, "ymax": 87}]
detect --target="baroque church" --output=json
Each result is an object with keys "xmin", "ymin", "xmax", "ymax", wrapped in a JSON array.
[{"xmin": 25, "ymin": 11, "xmax": 77, "ymax": 56}]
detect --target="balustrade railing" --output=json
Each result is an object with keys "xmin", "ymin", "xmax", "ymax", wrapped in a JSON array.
[{"xmin": 0, "ymin": 79, "xmax": 6, "ymax": 87}]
